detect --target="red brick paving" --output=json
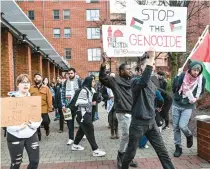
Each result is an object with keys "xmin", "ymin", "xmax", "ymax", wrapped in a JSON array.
[{"xmin": 1, "ymin": 155, "xmax": 210, "ymax": 169}]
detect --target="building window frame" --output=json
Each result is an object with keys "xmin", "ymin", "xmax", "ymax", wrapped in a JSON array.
[
  {"xmin": 86, "ymin": 0, "xmax": 100, "ymax": 3},
  {"xmin": 64, "ymin": 48, "xmax": 72, "ymax": 60},
  {"xmin": 64, "ymin": 28, "xmax": 71, "ymax": 38},
  {"xmin": 53, "ymin": 28, "xmax": 60, "ymax": 38},
  {"xmin": 87, "ymin": 27, "xmax": 100, "ymax": 40},
  {"xmin": 86, "ymin": 9, "xmax": 100, "ymax": 21},
  {"xmin": 88, "ymin": 48, "xmax": 101, "ymax": 61},
  {"xmin": 53, "ymin": 10, "xmax": 60, "ymax": 20},
  {"xmin": 63, "ymin": 9, "xmax": 70, "ymax": 20},
  {"xmin": 28, "ymin": 10, "xmax": 35, "ymax": 20}
]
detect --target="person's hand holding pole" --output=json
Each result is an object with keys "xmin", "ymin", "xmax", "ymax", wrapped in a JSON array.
[{"xmin": 147, "ymin": 48, "xmax": 156, "ymax": 66}]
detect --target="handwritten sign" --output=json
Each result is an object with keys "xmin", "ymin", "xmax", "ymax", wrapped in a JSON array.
[
  {"xmin": 1, "ymin": 96, "xmax": 41, "ymax": 127},
  {"xmin": 126, "ymin": 5, "xmax": 187, "ymax": 52},
  {"xmin": 102, "ymin": 25, "xmax": 144, "ymax": 57}
]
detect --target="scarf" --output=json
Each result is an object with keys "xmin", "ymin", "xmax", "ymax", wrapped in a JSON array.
[{"xmin": 179, "ymin": 71, "xmax": 203, "ymax": 103}]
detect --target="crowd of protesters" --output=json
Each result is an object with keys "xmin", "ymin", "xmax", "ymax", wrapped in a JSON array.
[{"xmin": 4, "ymin": 49, "xmax": 206, "ymax": 169}]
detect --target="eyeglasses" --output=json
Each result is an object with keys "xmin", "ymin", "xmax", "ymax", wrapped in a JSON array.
[{"xmin": 20, "ymin": 81, "xmax": 30, "ymax": 84}]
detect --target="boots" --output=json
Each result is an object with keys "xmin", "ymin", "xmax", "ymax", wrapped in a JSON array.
[
  {"xmin": 117, "ymin": 151, "xmax": 125, "ymax": 169},
  {"xmin": 174, "ymin": 145, "xmax": 182, "ymax": 157},
  {"xmin": 115, "ymin": 129, "xmax": 119, "ymax": 139},
  {"xmin": 187, "ymin": 135, "xmax": 193, "ymax": 148},
  {"xmin": 111, "ymin": 129, "xmax": 115, "ymax": 139}
]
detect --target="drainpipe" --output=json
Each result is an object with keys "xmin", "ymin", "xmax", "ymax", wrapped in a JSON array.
[
  {"xmin": 13, "ymin": 37, "xmax": 16, "ymax": 91},
  {"xmin": 42, "ymin": 0, "xmax": 45, "ymax": 34}
]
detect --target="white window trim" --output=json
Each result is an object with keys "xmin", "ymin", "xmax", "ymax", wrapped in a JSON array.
[
  {"xmin": 63, "ymin": 9, "xmax": 70, "ymax": 20},
  {"xmin": 86, "ymin": 9, "xmax": 100, "ymax": 21},
  {"xmin": 87, "ymin": 28, "xmax": 100, "ymax": 40},
  {"xmin": 53, "ymin": 10, "xmax": 60, "ymax": 20},
  {"xmin": 64, "ymin": 28, "xmax": 71, "ymax": 38},
  {"xmin": 88, "ymin": 48, "xmax": 101, "ymax": 61},
  {"xmin": 64, "ymin": 48, "xmax": 72, "ymax": 60},
  {"xmin": 53, "ymin": 28, "xmax": 60, "ymax": 38}
]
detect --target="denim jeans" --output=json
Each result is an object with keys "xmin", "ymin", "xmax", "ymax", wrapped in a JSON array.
[
  {"xmin": 172, "ymin": 104, "xmax": 193, "ymax": 147},
  {"xmin": 122, "ymin": 121, "xmax": 175, "ymax": 169},
  {"xmin": 116, "ymin": 113, "xmax": 131, "ymax": 153}
]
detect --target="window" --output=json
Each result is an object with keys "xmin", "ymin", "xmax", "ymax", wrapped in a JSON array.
[
  {"xmin": 63, "ymin": 10, "xmax": 70, "ymax": 20},
  {"xmin": 53, "ymin": 10, "xmax": 60, "ymax": 20},
  {"xmin": 88, "ymin": 48, "xmax": 101, "ymax": 61},
  {"xmin": 86, "ymin": 0, "xmax": 99, "ymax": 3},
  {"xmin": 53, "ymin": 28, "xmax": 60, "ymax": 38},
  {"xmin": 28, "ymin": 10, "xmax": 35, "ymax": 20},
  {"xmin": 86, "ymin": 9, "xmax": 100, "ymax": 21},
  {"xmin": 28, "ymin": 0, "xmax": 34, "ymax": 2},
  {"xmin": 16, "ymin": 0, "xmax": 24, "ymax": 2},
  {"xmin": 64, "ymin": 48, "xmax": 72, "ymax": 60},
  {"xmin": 64, "ymin": 28, "xmax": 71, "ymax": 38},
  {"xmin": 88, "ymin": 72, "xmax": 99, "ymax": 80},
  {"xmin": 87, "ymin": 28, "xmax": 100, "ymax": 39}
]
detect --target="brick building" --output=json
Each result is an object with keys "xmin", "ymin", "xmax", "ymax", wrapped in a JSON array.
[
  {"xmin": 1, "ymin": 1, "xmax": 68, "ymax": 97},
  {"xmin": 16, "ymin": 0, "xmax": 113, "ymax": 79}
]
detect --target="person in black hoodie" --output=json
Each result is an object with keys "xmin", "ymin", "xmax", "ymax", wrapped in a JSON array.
[
  {"xmin": 99, "ymin": 56, "xmax": 138, "ymax": 169},
  {"xmin": 121, "ymin": 50, "xmax": 175, "ymax": 169},
  {"xmin": 172, "ymin": 61, "xmax": 206, "ymax": 157},
  {"xmin": 54, "ymin": 76, "xmax": 64, "ymax": 133}
]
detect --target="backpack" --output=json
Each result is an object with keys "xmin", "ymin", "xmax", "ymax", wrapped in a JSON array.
[{"xmin": 67, "ymin": 88, "xmax": 89, "ymax": 113}]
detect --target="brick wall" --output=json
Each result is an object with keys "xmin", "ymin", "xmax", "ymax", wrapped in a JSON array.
[
  {"xmin": 50, "ymin": 63, "xmax": 55, "ymax": 82},
  {"xmin": 197, "ymin": 120, "xmax": 210, "ymax": 162},
  {"xmin": 42, "ymin": 59, "xmax": 50, "ymax": 81},
  {"xmin": 15, "ymin": 43, "xmax": 32, "ymax": 79},
  {"xmin": 31, "ymin": 53, "xmax": 42, "ymax": 79},
  {"xmin": 1, "ymin": 29, "xmax": 15, "ymax": 96},
  {"xmin": 17, "ymin": 1, "xmax": 110, "ymax": 78}
]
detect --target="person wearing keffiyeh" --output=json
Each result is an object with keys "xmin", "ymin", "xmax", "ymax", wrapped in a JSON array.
[
  {"xmin": 71, "ymin": 76, "xmax": 106, "ymax": 157},
  {"xmin": 172, "ymin": 61, "xmax": 206, "ymax": 158}
]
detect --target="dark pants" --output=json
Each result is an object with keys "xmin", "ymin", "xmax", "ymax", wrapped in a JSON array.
[
  {"xmin": 58, "ymin": 108, "xmax": 64, "ymax": 131},
  {"xmin": 122, "ymin": 122, "xmax": 175, "ymax": 169},
  {"xmin": 7, "ymin": 133, "xmax": 39, "ymax": 169},
  {"xmin": 66, "ymin": 111, "xmax": 76, "ymax": 140},
  {"xmin": 37, "ymin": 113, "xmax": 50, "ymax": 137},
  {"xmin": 161, "ymin": 97, "xmax": 173, "ymax": 127},
  {"xmin": 108, "ymin": 108, "xmax": 118, "ymax": 130},
  {"xmin": 74, "ymin": 112, "xmax": 98, "ymax": 151}
]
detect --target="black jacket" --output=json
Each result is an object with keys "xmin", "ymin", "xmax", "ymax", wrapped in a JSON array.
[
  {"xmin": 54, "ymin": 83, "xmax": 62, "ymax": 109},
  {"xmin": 131, "ymin": 65, "xmax": 157, "ymax": 125},
  {"xmin": 99, "ymin": 65, "xmax": 132, "ymax": 114}
]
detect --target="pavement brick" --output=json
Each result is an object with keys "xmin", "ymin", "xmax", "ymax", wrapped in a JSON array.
[{"xmin": 1, "ymin": 104, "xmax": 209, "ymax": 169}]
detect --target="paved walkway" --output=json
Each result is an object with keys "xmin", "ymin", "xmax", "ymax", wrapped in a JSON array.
[{"xmin": 1, "ymin": 104, "xmax": 210, "ymax": 169}]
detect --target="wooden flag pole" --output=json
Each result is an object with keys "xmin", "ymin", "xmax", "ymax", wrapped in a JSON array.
[{"xmin": 180, "ymin": 25, "xmax": 209, "ymax": 72}]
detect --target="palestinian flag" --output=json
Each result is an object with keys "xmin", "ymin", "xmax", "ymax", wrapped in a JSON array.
[
  {"xmin": 130, "ymin": 17, "xmax": 143, "ymax": 31},
  {"xmin": 191, "ymin": 32, "xmax": 210, "ymax": 92},
  {"xmin": 170, "ymin": 20, "xmax": 182, "ymax": 32}
]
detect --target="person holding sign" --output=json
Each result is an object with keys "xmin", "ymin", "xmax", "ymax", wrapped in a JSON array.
[
  {"xmin": 6, "ymin": 74, "xmax": 42, "ymax": 169},
  {"xmin": 121, "ymin": 50, "xmax": 175, "ymax": 169},
  {"xmin": 30, "ymin": 73, "xmax": 53, "ymax": 141},
  {"xmin": 172, "ymin": 61, "xmax": 206, "ymax": 157},
  {"xmin": 99, "ymin": 54, "xmax": 138, "ymax": 168}
]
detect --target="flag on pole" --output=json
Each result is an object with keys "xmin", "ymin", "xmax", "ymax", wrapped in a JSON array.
[{"xmin": 191, "ymin": 32, "xmax": 210, "ymax": 92}]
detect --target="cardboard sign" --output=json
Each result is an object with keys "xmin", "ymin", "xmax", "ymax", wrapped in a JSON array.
[
  {"xmin": 126, "ymin": 5, "xmax": 187, "ymax": 52},
  {"xmin": 102, "ymin": 25, "xmax": 144, "ymax": 57},
  {"xmin": 1, "ymin": 96, "xmax": 41, "ymax": 127}
]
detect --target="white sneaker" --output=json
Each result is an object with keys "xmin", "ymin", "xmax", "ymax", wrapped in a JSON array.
[
  {"xmin": 71, "ymin": 144, "xmax": 85, "ymax": 151},
  {"xmin": 144, "ymin": 144, "xmax": 149, "ymax": 149},
  {"xmin": 83, "ymin": 135, "xmax": 86, "ymax": 139},
  {"xmin": 92, "ymin": 149, "xmax": 106, "ymax": 157},
  {"xmin": 67, "ymin": 139, "xmax": 74, "ymax": 145}
]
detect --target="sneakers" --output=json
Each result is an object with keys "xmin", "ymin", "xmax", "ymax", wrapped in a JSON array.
[
  {"xmin": 144, "ymin": 144, "xmax": 149, "ymax": 149},
  {"xmin": 187, "ymin": 135, "xmax": 193, "ymax": 148},
  {"xmin": 67, "ymin": 139, "xmax": 74, "ymax": 145},
  {"xmin": 83, "ymin": 135, "xmax": 86, "ymax": 139},
  {"xmin": 92, "ymin": 149, "xmax": 106, "ymax": 157},
  {"xmin": 59, "ymin": 130, "xmax": 63, "ymax": 133},
  {"xmin": 174, "ymin": 145, "xmax": 182, "ymax": 157},
  {"xmin": 71, "ymin": 144, "xmax": 84, "ymax": 151}
]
